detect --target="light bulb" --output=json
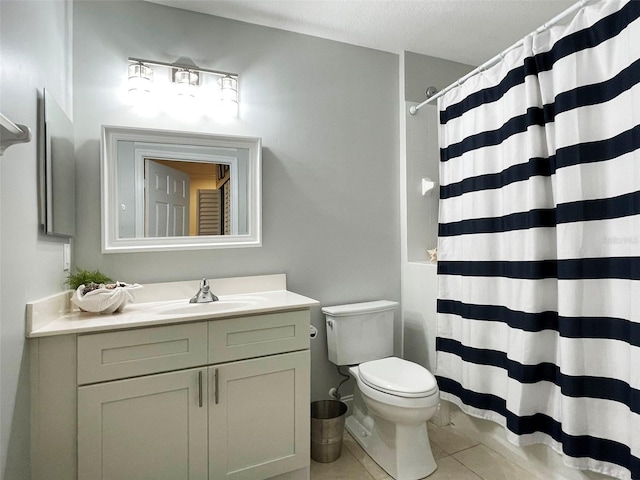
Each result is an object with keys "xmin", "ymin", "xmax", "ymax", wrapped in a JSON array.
[
  {"xmin": 128, "ymin": 63, "xmax": 153, "ymax": 95},
  {"xmin": 175, "ymin": 69, "xmax": 199, "ymax": 98},
  {"xmin": 219, "ymin": 76, "xmax": 238, "ymax": 116}
]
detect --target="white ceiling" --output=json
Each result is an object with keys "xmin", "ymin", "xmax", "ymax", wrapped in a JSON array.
[{"xmin": 145, "ymin": 0, "xmax": 575, "ymax": 66}]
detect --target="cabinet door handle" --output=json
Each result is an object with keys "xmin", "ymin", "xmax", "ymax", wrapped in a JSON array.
[
  {"xmin": 214, "ymin": 368, "xmax": 219, "ymax": 405},
  {"xmin": 198, "ymin": 370, "xmax": 203, "ymax": 408}
]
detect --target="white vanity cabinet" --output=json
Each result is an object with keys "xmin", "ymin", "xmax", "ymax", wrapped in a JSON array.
[
  {"xmin": 31, "ymin": 308, "xmax": 311, "ymax": 480},
  {"xmin": 78, "ymin": 367, "xmax": 209, "ymax": 479},
  {"xmin": 209, "ymin": 351, "xmax": 309, "ymax": 479}
]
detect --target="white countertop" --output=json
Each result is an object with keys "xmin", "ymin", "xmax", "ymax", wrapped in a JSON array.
[{"xmin": 26, "ymin": 274, "xmax": 319, "ymax": 338}]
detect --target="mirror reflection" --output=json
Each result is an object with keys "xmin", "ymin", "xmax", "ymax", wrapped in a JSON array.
[
  {"xmin": 101, "ymin": 126, "xmax": 261, "ymax": 253},
  {"xmin": 116, "ymin": 141, "xmax": 249, "ymax": 238},
  {"xmin": 143, "ymin": 159, "xmax": 228, "ymax": 237}
]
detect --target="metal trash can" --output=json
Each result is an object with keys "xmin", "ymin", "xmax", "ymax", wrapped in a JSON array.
[{"xmin": 310, "ymin": 400, "xmax": 348, "ymax": 463}]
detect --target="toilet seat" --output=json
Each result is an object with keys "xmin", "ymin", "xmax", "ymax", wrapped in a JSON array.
[
  {"xmin": 358, "ymin": 357, "xmax": 438, "ymax": 398},
  {"xmin": 352, "ymin": 368, "xmax": 439, "ymax": 409}
]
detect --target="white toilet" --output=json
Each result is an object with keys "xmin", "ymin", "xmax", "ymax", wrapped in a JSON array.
[{"xmin": 322, "ymin": 300, "xmax": 439, "ymax": 480}]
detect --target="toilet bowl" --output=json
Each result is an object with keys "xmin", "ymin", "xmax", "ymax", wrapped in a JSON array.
[{"xmin": 346, "ymin": 357, "xmax": 439, "ymax": 480}]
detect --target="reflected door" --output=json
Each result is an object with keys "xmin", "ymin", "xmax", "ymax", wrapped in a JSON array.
[{"xmin": 145, "ymin": 160, "xmax": 190, "ymax": 236}]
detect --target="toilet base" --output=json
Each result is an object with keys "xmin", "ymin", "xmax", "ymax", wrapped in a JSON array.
[{"xmin": 345, "ymin": 414, "xmax": 437, "ymax": 480}]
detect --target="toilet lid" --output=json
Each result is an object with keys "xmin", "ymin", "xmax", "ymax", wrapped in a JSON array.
[{"xmin": 358, "ymin": 357, "xmax": 438, "ymax": 397}]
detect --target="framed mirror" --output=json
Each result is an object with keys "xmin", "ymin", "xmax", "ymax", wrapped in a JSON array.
[{"xmin": 101, "ymin": 126, "xmax": 261, "ymax": 253}]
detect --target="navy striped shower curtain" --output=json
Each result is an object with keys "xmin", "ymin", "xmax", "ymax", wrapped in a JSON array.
[{"xmin": 435, "ymin": 1, "xmax": 640, "ymax": 478}]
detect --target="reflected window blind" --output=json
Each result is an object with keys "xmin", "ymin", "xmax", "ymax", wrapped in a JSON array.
[{"xmin": 197, "ymin": 189, "xmax": 222, "ymax": 235}]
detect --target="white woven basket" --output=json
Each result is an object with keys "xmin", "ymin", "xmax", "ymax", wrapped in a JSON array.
[{"xmin": 71, "ymin": 284, "xmax": 141, "ymax": 314}]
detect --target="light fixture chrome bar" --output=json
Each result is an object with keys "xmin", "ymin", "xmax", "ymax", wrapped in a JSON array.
[
  {"xmin": 128, "ymin": 57, "xmax": 238, "ymax": 79},
  {"xmin": 409, "ymin": 0, "xmax": 593, "ymax": 115}
]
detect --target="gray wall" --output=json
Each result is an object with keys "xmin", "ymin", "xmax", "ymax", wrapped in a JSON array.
[
  {"xmin": 402, "ymin": 51, "xmax": 472, "ymax": 263},
  {"xmin": 400, "ymin": 51, "xmax": 472, "ymax": 373},
  {"xmin": 404, "ymin": 51, "xmax": 472, "ymax": 103},
  {"xmin": 0, "ymin": 1, "xmax": 73, "ymax": 478},
  {"xmin": 73, "ymin": 1, "xmax": 401, "ymax": 403}
]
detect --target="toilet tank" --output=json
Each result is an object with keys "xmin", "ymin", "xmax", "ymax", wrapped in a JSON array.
[{"xmin": 322, "ymin": 300, "xmax": 398, "ymax": 366}]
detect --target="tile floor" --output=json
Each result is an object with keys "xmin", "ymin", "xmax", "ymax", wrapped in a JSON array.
[{"xmin": 310, "ymin": 422, "xmax": 543, "ymax": 480}]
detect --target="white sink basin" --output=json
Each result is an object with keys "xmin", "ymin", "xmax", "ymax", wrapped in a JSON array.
[{"xmin": 151, "ymin": 295, "xmax": 267, "ymax": 316}]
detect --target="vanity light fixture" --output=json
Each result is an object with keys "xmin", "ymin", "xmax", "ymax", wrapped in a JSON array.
[
  {"xmin": 174, "ymin": 68, "xmax": 199, "ymax": 98},
  {"xmin": 128, "ymin": 61, "xmax": 154, "ymax": 95},
  {"xmin": 127, "ymin": 57, "xmax": 239, "ymax": 115},
  {"xmin": 219, "ymin": 76, "xmax": 239, "ymax": 116}
]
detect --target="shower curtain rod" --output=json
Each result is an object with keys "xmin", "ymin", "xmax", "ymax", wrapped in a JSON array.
[{"xmin": 409, "ymin": 0, "xmax": 592, "ymax": 115}]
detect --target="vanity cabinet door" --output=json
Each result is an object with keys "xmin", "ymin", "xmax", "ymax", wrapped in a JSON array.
[
  {"xmin": 209, "ymin": 350, "xmax": 310, "ymax": 479},
  {"xmin": 78, "ymin": 367, "xmax": 208, "ymax": 480}
]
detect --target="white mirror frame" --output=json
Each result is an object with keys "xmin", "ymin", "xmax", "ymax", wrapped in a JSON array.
[{"xmin": 101, "ymin": 125, "xmax": 261, "ymax": 253}]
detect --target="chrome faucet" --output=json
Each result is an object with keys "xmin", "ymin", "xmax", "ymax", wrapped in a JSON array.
[{"xmin": 190, "ymin": 278, "xmax": 219, "ymax": 303}]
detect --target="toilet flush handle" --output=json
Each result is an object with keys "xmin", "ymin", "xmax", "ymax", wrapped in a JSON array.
[{"xmin": 327, "ymin": 320, "xmax": 334, "ymax": 329}]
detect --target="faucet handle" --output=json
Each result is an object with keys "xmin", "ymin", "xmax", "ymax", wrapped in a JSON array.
[{"xmin": 190, "ymin": 278, "xmax": 218, "ymax": 303}]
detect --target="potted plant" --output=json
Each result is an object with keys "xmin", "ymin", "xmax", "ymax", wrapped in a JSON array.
[{"xmin": 66, "ymin": 268, "xmax": 113, "ymax": 291}]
